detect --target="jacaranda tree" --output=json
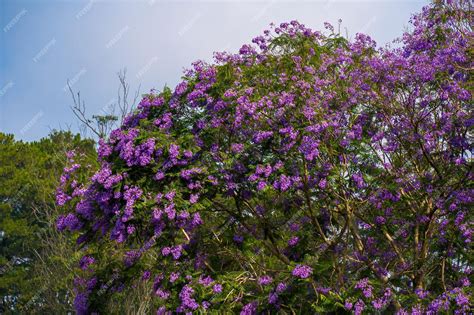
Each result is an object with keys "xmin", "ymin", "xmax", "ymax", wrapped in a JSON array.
[{"xmin": 57, "ymin": 1, "xmax": 472, "ymax": 313}]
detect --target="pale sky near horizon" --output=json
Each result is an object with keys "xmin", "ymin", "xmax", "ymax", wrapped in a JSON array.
[{"xmin": 0, "ymin": 0, "xmax": 428, "ymax": 142}]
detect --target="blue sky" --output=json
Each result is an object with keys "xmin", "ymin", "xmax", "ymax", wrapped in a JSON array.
[{"xmin": 0, "ymin": 0, "xmax": 428, "ymax": 141}]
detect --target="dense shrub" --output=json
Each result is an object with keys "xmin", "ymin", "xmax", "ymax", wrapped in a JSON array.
[{"xmin": 57, "ymin": 1, "xmax": 472, "ymax": 314}]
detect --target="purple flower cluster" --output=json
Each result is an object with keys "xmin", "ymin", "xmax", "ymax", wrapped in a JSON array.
[
  {"xmin": 178, "ymin": 285, "xmax": 199, "ymax": 311},
  {"xmin": 56, "ymin": 213, "xmax": 82, "ymax": 231},
  {"xmin": 292, "ymin": 264, "xmax": 313, "ymax": 279},
  {"xmin": 258, "ymin": 275, "xmax": 273, "ymax": 286},
  {"xmin": 355, "ymin": 278, "xmax": 373, "ymax": 298}
]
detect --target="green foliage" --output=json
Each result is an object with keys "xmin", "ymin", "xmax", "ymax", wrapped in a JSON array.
[{"xmin": 0, "ymin": 131, "xmax": 96, "ymax": 313}]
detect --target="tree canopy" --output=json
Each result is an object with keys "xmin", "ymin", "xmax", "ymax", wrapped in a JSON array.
[{"xmin": 57, "ymin": 1, "xmax": 472, "ymax": 314}]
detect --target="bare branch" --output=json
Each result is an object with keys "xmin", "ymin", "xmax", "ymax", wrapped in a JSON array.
[{"xmin": 66, "ymin": 70, "xmax": 140, "ymax": 140}]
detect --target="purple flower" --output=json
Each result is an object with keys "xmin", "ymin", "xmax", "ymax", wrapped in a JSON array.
[
  {"xmin": 161, "ymin": 247, "xmax": 171, "ymax": 256},
  {"xmin": 375, "ymin": 216, "xmax": 386, "ymax": 225},
  {"xmin": 354, "ymin": 299, "xmax": 365, "ymax": 315},
  {"xmin": 292, "ymin": 264, "xmax": 313, "ymax": 279},
  {"xmin": 126, "ymin": 225, "xmax": 135, "ymax": 235},
  {"xmin": 344, "ymin": 301, "xmax": 353, "ymax": 310},
  {"xmin": 352, "ymin": 173, "xmax": 366, "ymax": 189},
  {"xmin": 155, "ymin": 288, "xmax": 170, "ymax": 299},
  {"xmin": 288, "ymin": 236, "xmax": 299, "ymax": 246},
  {"xmin": 169, "ymin": 144, "xmax": 180, "ymax": 159},
  {"xmin": 189, "ymin": 193, "xmax": 199, "ymax": 204},
  {"xmin": 231, "ymin": 143, "xmax": 244, "ymax": 153},
  {"xmin": 355, "ymin": 278, "xmax": 369, "ymax": 289},
  {"xmin": 164, "ymin": 203, "xmax": 176, "ymax": 220},
  {"xmin": 460, "ymin": 277, "xmax": 470, "ymax": 287},
  {"xmin": 79, "ymin": 255, "xmax": 95, "ymax": 271},
  {"xmin": 455, "ymin": 292, "xmax": 469, "ymax": 306},
  {"xmin": 276, "ymin": 282, "xmax": 287, "ymax": 293},
  {"xmin": 154, "ymin": 171, "xmax": 165, "ymax": 181},
  {"xmin": 179, "ymin": 285, "xmax": 199, "ymax": 310},
  {"xmin": 171, "ymin": 245, "xmax": 183, "ymax": 260},
  {"xmin": 355, "ymin": 278, "xmax": 373, "ymax": 298},
  {"xmin": 299, "ymin": 136, "xmax": 319, "ymax": 161},
  {"xmin": 279, "ymin": 175, "xmax": 292, "ymax": 191},
  {"xmin": 169, "ymin": 272, "xmax": 180, "ymax": 283},
  {"xmin": 233, "ymin": 234, "xmax": 244, "ymax": 244},
  {"xmin": 372, "ymin": 298, "xmax": 384, "ymax": 310},
  {"xmin": 253, "ymin": 131, "xmax": 273, "ymax": 143},
  {"xmin": 318, "ymin": 178, "xmax": 327, "ymax": 189},
  {"xmin": 56, "ymin": 213, "xmax": 82, "ymax": 231},
  {"xmin": 174, "ymin": 81, "xmax": 188, "ymax": 96},
  {"xmin": 202, "ymin": 301, "xmax": 211, "ymax": 310},
  {"xmin": 165, "ymin": 190, "xmax": 176, "ymax": 201},
  {"xmin": 415, "ymin": 288, "xmax": 428, "ymax": 299},
  {"xmin": 213, "ymin": 283, "xmax": 223, "ymax": 294},
  {"xmin": 240, "ymin": 301, "xmax": 258, "ymax": 315},
  {"xmin": 142, "ymin": 270, "xmax": 151, "ymax": 281},
  {"xmin": 198, "ymin": 275, "xmax": 214, "ymax": 286},
  {"xmin": 74, "ymin": 292, "xmax": 89, "ymax": 314},
  {"xmin": 268, "ymin": 292, "xmax": 278, "ymax": 304},
  {"xmin": 258, "ymin": 275, "xmax": 273, "ymax": 286},
  {"xmin": 55, "ymin": 190, "xmax": 72, "ymax": 206}
]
